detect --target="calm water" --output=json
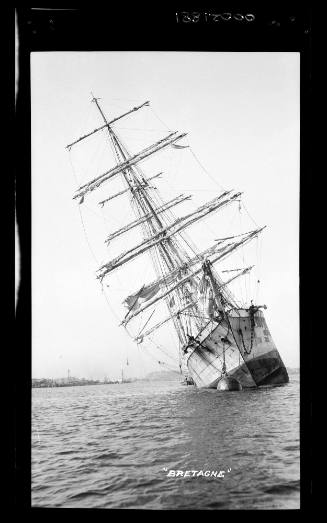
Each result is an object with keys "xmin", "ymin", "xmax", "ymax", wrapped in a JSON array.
[{"xmin": 32, "ymin": 370, "xmax": 299, "ymax": 509}]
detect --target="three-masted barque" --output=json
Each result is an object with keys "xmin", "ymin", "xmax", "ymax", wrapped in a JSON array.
[{"xmin": 66, "ymin": 96, "xmax": 289, "ymax": 390}]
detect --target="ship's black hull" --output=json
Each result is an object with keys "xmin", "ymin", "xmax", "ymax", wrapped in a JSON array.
[{"xmin": 243, "ymin": 353, "xmax": 289, "ymax": 386}]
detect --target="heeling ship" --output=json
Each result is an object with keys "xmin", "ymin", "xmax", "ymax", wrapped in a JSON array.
[{"xmin": 66, "ymin": 95, "xmax": 289, "ymax": 390}]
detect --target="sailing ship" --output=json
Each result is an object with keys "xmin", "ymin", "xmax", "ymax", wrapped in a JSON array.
[{"xmin": 66, "ymin": 96, "xmax": 289, "ymax": 390}]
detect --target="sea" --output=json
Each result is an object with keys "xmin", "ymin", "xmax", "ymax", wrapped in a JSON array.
[{"xmin": 32, "ymin": 369, "xmax": 300, "ymax": 510}]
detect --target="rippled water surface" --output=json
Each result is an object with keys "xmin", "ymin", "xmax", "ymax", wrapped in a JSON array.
[{"xmin": 32, "ymin": 370, "xmax": 299, "ymax": 509}]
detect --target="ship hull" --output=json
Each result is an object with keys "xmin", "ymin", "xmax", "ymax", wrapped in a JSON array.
[
  {"xmin": 208, "ymin": 349, "xmax": 289, "ymax": 389},
  {"xmin": 184, "ymin": 309, "xmax": 289, "ymax": 389}
]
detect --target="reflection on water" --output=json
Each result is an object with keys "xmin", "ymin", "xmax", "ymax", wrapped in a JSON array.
[{"xmin": 32, "ymin": 370, "xmax": 299, "ymax": 509}]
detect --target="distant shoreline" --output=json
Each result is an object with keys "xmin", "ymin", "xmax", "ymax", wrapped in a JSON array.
[
  {"xmin": 32, "ymin": 370, "xmax": 180, "ymax": 388},
  {"xmin": 31, "ymin": 368, "xmax": 299, "ymax": 388},
  {"xmin": 32, "ymin": 381, "xmax": 120, "ymax": 388}
]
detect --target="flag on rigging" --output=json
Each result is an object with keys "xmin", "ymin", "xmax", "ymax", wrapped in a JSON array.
[{"xmin": 123, "ymin": 283, "xmax": 161, "ymax": 312}]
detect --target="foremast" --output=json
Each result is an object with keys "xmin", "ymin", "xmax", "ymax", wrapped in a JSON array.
[{"xmin": 88, "ymin": 95, "xmax": 201, "ymax": 348}]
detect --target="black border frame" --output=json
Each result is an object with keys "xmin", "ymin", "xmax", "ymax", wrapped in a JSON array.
[{"xmin": 15, "ymin": 6, "xmax": 312, "ymax": 515}]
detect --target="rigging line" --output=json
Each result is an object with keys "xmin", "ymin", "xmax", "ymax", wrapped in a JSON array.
[
  {"xmin": 136, "ymin": 204, "xmax": 176, "ymax": 335},
  {"xmin": 193, "ymin": 318, "xmax": 213, "ymax": 340},
  {"xmin": 114, "ymin": 126, "xmax": 169, "ymax": 133},
  {"xmin": 106, "ymin": 124, "xmax": 121, "ymax": 165},
  {"xmin": 149, "ymin": 106, "xmax": 172, "ymax": 132},
  {"xmin": 238, "ymin": 201, "xmax": 248, "ymax": 302},
  {"xmin": 255, "ymin": 257, "xmax": 258, "ymax": 302},
  {"xmin": 158, "ymin": 190, "xmax": 219, "ymax": 263},
  {"xmin": 161, "ymin": 176, "xmax": 206, "ymax": 260},
  {"xmin": 189, "ymin": 147, "xmax": 227, "ymax": 192},
  {"xmin": 81, "ymin": 131, "xmax": 106, "ymax": 182},
  {"xmin": 175, "ymin": 231, "xmax": 201, "ymax": 259},
  {"xmin": 148, "ymin": 337, "xmax": 179, "ymax": 365},
  {"xmin": 82, "ymin": 201, "xmax": 122, "ymax": 227},
  {"xmin": 226, "ymin": 237, "xmax": 249, "ymax": 294},
  {"xmin": 152, "ymin": 341, "xmax": 178, "ymax": 363},
  {"xmin": 137, "ymin": 308, "xmax": 156, "ymax": 338},
  {"xmin": 181, "ymin": 312, "xmax": 212, "ymax": 321},
  {"xmin": 228, "ymin": 200, "xmax": 241, "ymax": 230},
  {"xmin": 161, "ymin": 156, "xmax": 229, "ymax": 256},
  {"xmin": 138, "ymin": 343, "xmax": 160, "ymax": 371},
  {"xmin": 101, "ymin": 150, "xmax": 147, "ymax": 251},
  {"xmin": 255, "ymin": 236, "xmax": 262, "ymax": 303},
  {"xmin": 90, "ymin": 103, "xmax": 164, "ymax": 318},
  {"xmin": 139, "ymin": 190, "xmax": 188, "ymax": 272},
  {"xmin": 136, "ymin": 343, "xmax": 149, "ymax": 378},
  {"xmin": 107, "ymin": 131, "xmax": 192, "ymax": 332},
  {"xmin": 158, "ymin": 361, "xmax": 180, "ymax": 372},
  {"xmin": 153, "ymin": 230, "xmax": 187, "ymax": 343},
  {"xmin": 241, "ymin": 200, "xmax": 259, "ymax": 228},
  {"xmin": 258, "ymin": 235, "xmax": 262, "ymax": 280},
  {"xmin": 100, "ymin": 282, "xmax": 134, "ymax": 339},
  {"xmin": 77, "ymin": 205, "xmax": 99, "ymax": 265},
  {"xmin": 68, "ymin": 150, "xmax": 80, "ymax": 186},
  {"xmin": 159, "ymin": 188, "xmax": 224, "ymax": 192},
  {"xmin": 80, "ymin": 102, "xmax": 93, "ymax": 137},
  {"xmin": 141, "ymin": 341, "xmax": 168, "ymax": 367},
  {"xmin": 74, "ymin": 130, "xmax": 185, "ymax": 196},
  {"xmin": 147, "ymin": 190, "xmax": 196, "ymax": 265},
  {"xmin": 69, "ymin": 151, "xmax": 105, "ymax": 267},
  {"xmin": 98, "ymin": 202, "xmax": 113, "ymax": 236},
  {"xmin": 146, "ymin": 187, "xmax": 199, "ymax": 263},
  {"xmin": 113, "ymin": 149, "xmax": 184, "ymax": 261},
  {"xmin": 151, "ymin": 225, "xmax": 186, "ymax": 343},
  {"xmin": 211, "ymin": 264, "xmax": 239, "ymax": 309},
  {"xmin": 152, "ymin": 180, "xmax": 201, "ymax": 262}
]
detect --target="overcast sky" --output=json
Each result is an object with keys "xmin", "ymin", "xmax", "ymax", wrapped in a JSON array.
[{"xmin": 31, "ymin": 52, "xmax": 299, "ymax": 380}]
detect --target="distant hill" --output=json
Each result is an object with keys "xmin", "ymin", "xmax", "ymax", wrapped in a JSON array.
[{"xmin": 142, "ymin": 370, "xmax": 180, "ymax": 381}]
